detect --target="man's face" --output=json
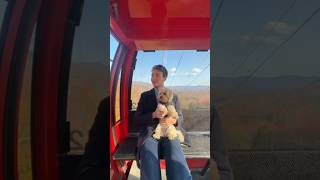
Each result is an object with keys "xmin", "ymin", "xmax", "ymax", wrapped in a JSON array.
[{"xmin": 151, "ymin": 69, "xmax": 166, "ymax": 88}]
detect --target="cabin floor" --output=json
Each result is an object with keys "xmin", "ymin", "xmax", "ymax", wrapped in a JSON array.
[{"xmin": 128, "ymin": 160, "xmax": 219, "ymax": 180}]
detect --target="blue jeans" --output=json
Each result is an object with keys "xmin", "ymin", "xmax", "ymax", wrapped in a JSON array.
[{"xmin": 139, "ymin": 137, "xmax": 192, "ymax": 180}]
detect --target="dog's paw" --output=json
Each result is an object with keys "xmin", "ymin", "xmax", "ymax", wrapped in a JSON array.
[
  {"xmin": 167, "ymin": 134, "xmax": 176, "ymax": 140},
  {"xmin": 179, "ymin": 136, "xmax": 184, "ymax": 143},
  {"xmin": 177, "ymin": 131, "xmax": 184, "ymax": 143},
  {"xmin": 153, "ymin": 133, "xmax": 161, "ymax": 140},
  {"xmin": 167, "ymin": 130, "xmax": 177, "ymax": 140}
]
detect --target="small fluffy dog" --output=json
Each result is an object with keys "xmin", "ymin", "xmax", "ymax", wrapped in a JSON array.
[{"xmin": 152, "ymin": 88, "xmax": 184, "ymax": 143}]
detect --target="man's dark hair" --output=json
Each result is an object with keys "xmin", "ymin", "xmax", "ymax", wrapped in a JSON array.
[{"xmin": 152, "ymin": 64, "xmax": 168, "ymax": 78}]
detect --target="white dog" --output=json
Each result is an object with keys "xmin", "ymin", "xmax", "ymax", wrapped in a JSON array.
[{"xmin": 152, "ymin": 88, "xmax": 184, "ymax": 143}]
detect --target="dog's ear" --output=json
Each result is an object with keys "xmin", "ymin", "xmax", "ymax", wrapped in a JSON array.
[
  {"xmin": 166, "ymin": 89, "xmax": 174, "ymax": 102},
  {"xmin": 159, "ymin": 87, "xmax": 165, "ymax": 93}
]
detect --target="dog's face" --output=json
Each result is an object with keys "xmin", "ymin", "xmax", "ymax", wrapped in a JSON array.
[{"xmin": 159, "ymin": 88, "xmax": 173, "ymax": 104}]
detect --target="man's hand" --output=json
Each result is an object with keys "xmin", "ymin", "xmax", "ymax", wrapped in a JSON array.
[
  {"xmin": 152, "ymin": 108, "xmax": 165, "ymax": 119},
  {"xmin": 160, "ymin": 117, "xmax": 177, "ymax": 127}
]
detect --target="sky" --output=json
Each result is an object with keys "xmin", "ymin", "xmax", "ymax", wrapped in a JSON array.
[
  {"xmin": 213, "ymin": 0, "xmax": 320, "ymax": 78},
  {"xmin": 110, "ymin": 34, "xmax": 210, "ymax": 86},
  {"xmin": 2, "ymin": 0, "xmax": 319, "ymax": 79},
  {"xmin": 110, "ymin": 35, "xmax": 118, "ymax": 59}
]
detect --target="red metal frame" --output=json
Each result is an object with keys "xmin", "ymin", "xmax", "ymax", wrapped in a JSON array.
[
  {"xmin": 0, "ymin": 3, "xmax": 19, "ymax": 179},
  {"xmin": 31, "ymin": 0, "xmax": 73, "ymax": 179},
  {"xmin": 110, "ymin": 17, "xmax": 132, "ymax": 47},
  {"xmin": 160, "ymin": 159, "xmax": 209, "ymax": 169},
  {"xmin": 110, "ymin": 10, "xmax": 140, "ymax": 177},
  {"xmin": 0, "ymin": 0, "xmax": 41, "ymax": 179},
  {"xmin": 0, "ymin": 1, "xmax": 25, "ymax": 178},
  {"xmin": 116, "ymin": 43, "xmax": 136, "ymax": 143},
  {"xmin": 110, "ymin": 25, "xmax": 138, "ymax": 178},
  {"xmin": 110, "ymin": 43, "xmax": 127, "ymax": 179},
  {"xmin": 110, "ymin": 44, "xmax": 125, "ymax": 148},
  {"xmin": 114, "ymin": 45, "xmax": 137, "ymax": 180},
  {"xmin": 110, "ymin": 0, "xmax": 210, "ymax": 50}
]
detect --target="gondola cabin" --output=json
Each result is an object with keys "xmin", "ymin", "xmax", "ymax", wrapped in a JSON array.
[
  {"xmin": 2, "ymin": 0, "xmax": 320, "ymax": 180},
  {"xmin": 0, "ymin": 0, "xmax": 211, "ymax": 180},
  {"xmin": 109, "ymin": 0, "xmax": 211, "ymax": 179}
]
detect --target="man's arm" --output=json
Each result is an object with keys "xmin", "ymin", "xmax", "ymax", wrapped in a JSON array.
[{"xmin": 133, "ymin": 93, "xmax": 157, "ymax": 126}]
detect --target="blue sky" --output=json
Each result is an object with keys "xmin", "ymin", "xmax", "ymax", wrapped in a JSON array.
[
  {"xmin": 110, "ymin": 34, "xmax": 210, "ymax": 86},
  {"xmin": 110, "ymin": 34, "xmax": 118, "ymax": 61}
]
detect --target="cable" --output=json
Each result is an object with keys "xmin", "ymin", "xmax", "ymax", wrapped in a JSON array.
[
  {"xmin": 231, "ymin": 0, "xmax": 297, "ymax": 76},
  {"xmin": 187, "ymin": 52, "xmax": 211, "ymax": 86},
  {"xmin": 167, "ymin": 51, "xmax": 184, "ymax": 86},
  {"xmin": 162, "ymin": 51, "xmax": 166, "ymax": 65},
  {"xmin": 211, "ymin": 0, "xmax": 225, "ymax": 34},
  {"xmin": 220, "ymin": 5, "xmax": 320, "ymax": 102},
  {"xmin": 186, "ymin": 63, "xmax": 210, "ymax": 86}
]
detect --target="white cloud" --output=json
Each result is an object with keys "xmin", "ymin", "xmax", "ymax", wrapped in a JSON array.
[
  {"xmin": 171, "ymin": 72, "xmax": 176, "ymax": 76},
  {"xmin": 170, "ymin": 67, "xmax": 177, "ymax": 73},
  {"xmin": 241, "ymin": 34, "xmax": 282, "ymax": 45},
  {"xmin": 264, "ymin": 21, "xmax": 294, "ymax": 35},
  {"xmin": 180, "ymin": 68, "xmax": 203, "ymax": 76},
  {"xmin": 241, "ymin": 21, "xmax": 295, "ymax": 46},
  {"xmin": 241, "ymin": 34, "xmax": 260, "ymax": 45},
  {"xmin": 191, "ymin": 68, "xmax": 202, "ymax": 76},
  {"xmin": 192, "ymin": 68, "xmax": 201, "ymax": 73}
]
